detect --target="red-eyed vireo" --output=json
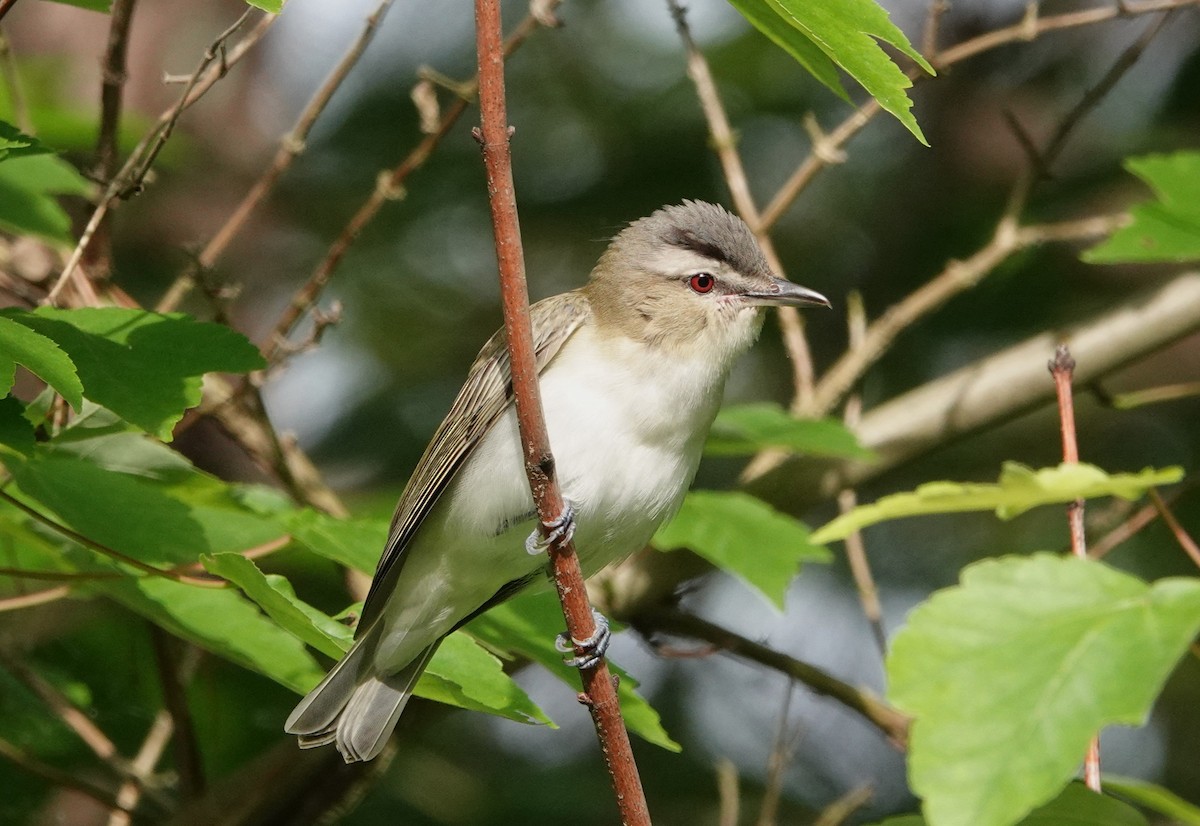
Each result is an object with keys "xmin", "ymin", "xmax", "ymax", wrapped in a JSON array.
[{"xmin": 285, "ymin": 200, "xmax": 829, "ymax": 762}]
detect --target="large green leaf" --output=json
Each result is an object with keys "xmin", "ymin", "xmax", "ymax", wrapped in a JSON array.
[
  {"xmin": 0, "ymin": 314, "xmax": 83, "ymax": 410},
  {"xmin": 871, "ymin": 783, "xmax": 1146, "ymax": 826},
  {"xmin": 287, "ymin": 509, "xmax": 387, "ymax": 575},
  {"xmin": 706, "ymin": 403, "xmax": 872, "ymax": 459},
  {"xmin": 725, "ymin": 0, "xmax": 846, "ymax": 100},
  {"xmin": 8, "ymin": 447, "xmax": 286, "ymax": 568},
  {"xmin": 202, "ymin": 552, "xmax": 353, "ymax": 660},
  {"xmin": 812, "ymin": 462, "xmax": 1182, "ymax": 543},
  {"xmin": 96, "ymin": 575, "xmax": 327, "ymax": 695},
  {"xmin": 418, "ymin": 632, "xmax": 553, "ymax": 726},
  {"xmin": 727, "ymin": 0, "xmax": 933, "ymax": 144},
  {"xmin": 0, "ymin": 153, "xmax": 91, "ymax": 244},
  {"xmin": 0, "ymin": 396, "xmax": 35, "ymax": 456},
  {"xmin": 8, "ymin": 308, "xmax": 265, "ymax": 440},
  {"xmin": 888, "ymin": 555, "xmax": 1200, "ymax": 826},
  {"xmin": 469, "ymin": 590, "xmax": 679, "ymax": 751},
  {"xmin": 202, "ymin": 554, "xmax": 551, "ymax": 725},
  {"xmin": 654, "ymin": 490, "xmax": 829, "ymax": 608},
  {"xmin": 1085, "ymin": 152, "xmax": 1200, "ymax": 263}
]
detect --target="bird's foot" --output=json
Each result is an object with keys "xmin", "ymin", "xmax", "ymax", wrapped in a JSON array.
[
  {"xmin": 555, "ymin": 608, "xmax": 611, "ymax": 670},
  {"xmin": 524, "ymin": 498, "xmax": 577, "ymax": 555}
]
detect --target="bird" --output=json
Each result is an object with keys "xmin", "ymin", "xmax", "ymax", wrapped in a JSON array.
[{"xmin": 285, "ymin": 200, "xmax": 829, "ymax": 762}]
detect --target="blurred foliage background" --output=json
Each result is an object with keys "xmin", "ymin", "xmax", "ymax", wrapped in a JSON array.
[{"xmin": 2, "ymin": 0, "xmax": 1199, "ymax": 823}]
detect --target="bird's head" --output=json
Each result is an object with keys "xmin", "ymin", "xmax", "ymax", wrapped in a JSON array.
[{"xmin": 586, "ymin": 201, "xmax": 829, "ymax": 361}]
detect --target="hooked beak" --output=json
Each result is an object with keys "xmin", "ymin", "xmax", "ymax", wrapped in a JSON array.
[{"xmin": 742, "ymin": 277, "xmax": 830, "ymax": 308}]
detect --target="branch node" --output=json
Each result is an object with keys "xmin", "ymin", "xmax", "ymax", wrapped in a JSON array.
[
  {"xmin": 803, "ymin": 113, "xmax": 848, "ymax": 165},
  {"xmin": 411, "ymin": 78, "xmax": 442, "ymax": 134},
  {"xmin": 530, "ymin": 0, "xmax": 563, "ymax": 27},
  {"xmin": 374, "ymin": 170, "xmax": 406, "ymax": 201}
]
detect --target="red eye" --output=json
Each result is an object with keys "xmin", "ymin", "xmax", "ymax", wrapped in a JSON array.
[{"xmin": 689, "ymin": 273, "xmax": 715, "ymax": 294}]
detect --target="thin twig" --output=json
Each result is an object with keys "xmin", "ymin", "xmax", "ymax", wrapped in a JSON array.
[
  {"xmin": 636, "ymin": 607, "xmax": 910, "ymax": 746},
  {"xmin": 151, "ymin": 630, "xmax": 204, "ymax": 798},
  {"xmin": 812, "ymin": 784, "xmax": 874, "ymax": 826},
  {"xmin": 756, "ymin": 680, "xmax": 799, "ymax": 826},
  {"xmin": 1148, "ymin": 488, "xmax": 1200, "ymax": 569},
  {"xmin": 803, "ymin": 213, "xmax": 1123, "ymax": 417},
  {"xmin": 758, "ymin": 0, "xmax": 1200, "ymax": 232},
  {"xmin": 0, "ymin": 735, "xmax": 134, "ymax": 814},
  {"xmin": 716, "ymin": 758, "xmax": 740, "ymax": 826},
  {"xmin": 1049, "ymin": 344, "xmax": 1101, "ymax": 792},
  {"xmin": 155, "ymin": 0, "xmax": 396, "ymax": 314},
  {"xmin": 0, "ymin": 652, "xmax": 118, "ymax": 761},
  {"xmin": 0, "ymin": 585, "xmax": 70, "ymax": 612},
  {"xmin": 261, "ymin": 1, "xmax": 561, "ymax": 364},
  {"xmin": 0, "ymin": 489, "xmax": 225, "ymax": 587},
  {"xmin": 922, "ymin": 0, "xmax": 951, "ymax": 62},
  {"xmin": 838, "ymin": 291, "xmax": 887, "ymax": 659},
  {"xmin": 474, "ymin": 0, "xmax": 650, "ymax": 821},
  {"xmin": 106, "ymin": 709, "xmax": 173, "ymax": 826},
  {"xmin": 84, "ymin": 0, "xmax": 138, "ymax": 283},
  {"xmin": 666, "ymin": 0, "xmax": 817, "ymax": 409},
  {"xmin": 45, "ymin": 9, "xmax": 274, "ymax": 307}
]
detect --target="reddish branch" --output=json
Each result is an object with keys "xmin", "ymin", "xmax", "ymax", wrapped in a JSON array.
[
  {"xmin": 1049, "ymin": 344, "xmax": 1101, "ymax": 792},
  {"xmin": 473, "ymin": 0, "xmax": 650, "ymax": 822}
]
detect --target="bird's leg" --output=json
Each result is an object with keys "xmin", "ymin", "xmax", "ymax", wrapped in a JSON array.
[
  {"xmin": 524, "ymin": 498, "xmax": 577, "ymax": 555},
  {"xmin": 555, "ymin": 608, "xmax": 611, "ymax": 670}
]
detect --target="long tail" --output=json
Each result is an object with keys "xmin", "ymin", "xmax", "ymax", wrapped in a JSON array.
[{"xmin": 285, "ymin": 631, "xmax": 441, "ymax": 763}]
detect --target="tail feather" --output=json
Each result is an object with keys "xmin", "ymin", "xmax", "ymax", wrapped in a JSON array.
[
  {"xmin": 334, "ymin": 643, "xmax": 440, "ymax": 763},
  {"xmin": 285, "ymin": 630, "xmax": 373, "ymax": 739},
  {"xmin": 285, "ymin": 628, "xmax": 441, "ymax": 764}
]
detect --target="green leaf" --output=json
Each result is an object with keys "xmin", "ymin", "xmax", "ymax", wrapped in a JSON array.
[
  {"xmin": 97, "ymin": 575, "xmax": 326, "ymax": 695},
  {"xmin": 469, "ymin": 590, "xmax": 680, "ymax": 751},
  {"xmin": 1085, "ymin": 152, "xmax": 1200, "ymax": 263},
  {"xmin": 202, "ymin": 553, "xmax": 352, "ymax": 660},
  {"xmin": 0, "ymin": 315, "xmax": 83, "ymax": 410},
  {"xmin": 0, "ymin": 120, "xmax": 54, "ymax": 162},
  {"xmin": 8, "ymin": 308, "xmax": 265, "ymax": 440},
  {"xmin": 244, "ymin": 0, "xmax": 283, "ymax": 11},
  {"xmin": 725, "ymin": 0, "xmax": 846, "ymax": 100},
  {"xmin": 287, "ymin": 509, "xmax": 388, "ymax": 575},
  {"xmin": 8, "ymin": 448, "xmax": 286, "ymax": 568},
  {"xmin": 0, "ymin": 396, "xmax": 35, "ymax": 456},
  {"xmin": 888, "ymin": 555, "xmax": 1200, "ymax": 826},
  {"xmin": 706, "ymin": 403, "xmax": 873, "ymax": 459},
  {"xmin": 42, "ymin": 0, "xmax": 113, "ymax": 10},
  {"xmin": 1102, "ymin": 775, "xmax": 1200, "ymax": 825},
  {"xmin": 417, "ymin": 632, "xmax": 553, "ymax": 726},
  {"xmin": 0, "ymin": 153, "xmax": 91, "ymax": 244},
  {"xmin": 812, "ymin": 462, "xmax": 1183, "ymax": 543},
  {"xmin": 654, "ymin": 490, "xmax": 829, "ymax": 608},
  {"xmin": 727, "ymin": 0, "xmax": 933, "ymax": 144},
  {"xmin": 870, "ymin": 784, "xmax": 1146, "ymax": 826}
]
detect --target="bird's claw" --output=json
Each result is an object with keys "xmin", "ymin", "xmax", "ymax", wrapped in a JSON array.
[
  {"xmin": 555, "ymin": 609, "xmax": 611, "ymax": 670},
  {"xmin": 524, "ymin": 499, "xmax": 577, "ymax": 555}
]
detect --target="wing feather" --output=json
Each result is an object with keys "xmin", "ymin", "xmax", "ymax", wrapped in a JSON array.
[{"xmin": 357, "ymin": 290, "xmax": 592, "ymax": 631}]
